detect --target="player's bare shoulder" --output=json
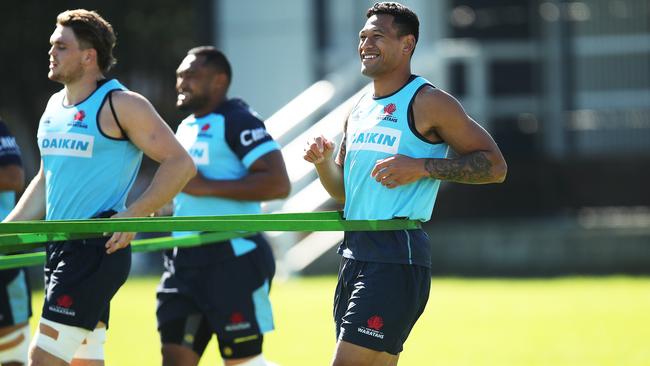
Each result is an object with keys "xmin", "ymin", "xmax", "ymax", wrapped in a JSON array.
[
  {"xmin": 413, "ymin": 86, "xmax": 469, "ymax": 132},
  {"xmin": 107, "ymin": 90, "xmax": 161, "ymax": 125},
  {"xmin": 108, "ymin": 90, "xmax": 156, "ymax": 112}
]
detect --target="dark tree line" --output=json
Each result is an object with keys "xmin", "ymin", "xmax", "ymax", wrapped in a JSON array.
[{"xmin": 0, "ymin": 0, "xmax": 209, "ymax": 175}]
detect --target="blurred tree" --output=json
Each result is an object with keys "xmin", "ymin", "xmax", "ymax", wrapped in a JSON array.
[{"xmin": 0, "ymin": 0, "xmax": 206, "ymax": 175}]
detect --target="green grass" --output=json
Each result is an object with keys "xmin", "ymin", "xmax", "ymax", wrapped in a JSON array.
[{"xmin": 30, "ymin": 276, "xmax": 650, "ymax": 366}]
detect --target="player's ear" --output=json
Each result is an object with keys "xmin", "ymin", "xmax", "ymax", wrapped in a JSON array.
[
  {"xmin": 402, "ymin": 35, "xmax": 415, "ymax": 55},
  {"xmin": 212, "ymin": 72, "xmax": 229, "ymax": 90},
  {"xmin": 83, "ymin": 48, "xmax": 97, "ymax": 66}
]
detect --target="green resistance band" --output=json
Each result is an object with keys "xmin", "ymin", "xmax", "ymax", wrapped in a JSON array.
[
  {"xmin": 0, "ymin": 231, "xmax": 253, "ymax": 270},
  {"xmin": 0, "ymin": 211, "xmax": 420, "ymax": 237}
]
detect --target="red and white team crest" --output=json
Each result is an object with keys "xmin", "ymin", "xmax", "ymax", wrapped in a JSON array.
[
  {"xmin": 74, "ymin": 110, "xmax": 86, "ymax": 122},
  {"xmin": 56, "ymin": 295, "xmax": 74, "ymax": 308},
  {"xmin": 383, "ymin": 103, "xmax": 397, "ymax": 115},
  {"xmin": 367, "ymin": 315, "xmax": 384, "ymax": 331},
  {"xmin": 49, "ymin": 294, "xmax": 76, "ymax": 317},
  {"xmin": 357, "ymin": 315, "xmax": 386, "ymax": 339},
  {"xmin": 225, "ymin": 311, "xmax": 251, "ymax": 332}
]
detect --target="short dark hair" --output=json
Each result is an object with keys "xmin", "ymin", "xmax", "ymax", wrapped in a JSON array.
[
  {"xmin": 187, "ymin": 46, "xmax": 232, "ymax": 86},
  {"xmin": 57, "ymin": 9, "xmax": 117, "ymax": 74},
  {"xmin": 367, "ymin": 2, "xmax": 419, "ymax": 46}
]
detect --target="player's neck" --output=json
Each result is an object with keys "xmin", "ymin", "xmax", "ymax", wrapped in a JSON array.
[
  {"xmin": 371, "ymin": 68, "xmax": 412, "ymax": 99},
  {"xmin": 193, "ymin": 94, "xmax": 226, "ymax": 118},
  {"xmin": 63, "ymin": 72, "xmax": 105, "ymax": 106}
]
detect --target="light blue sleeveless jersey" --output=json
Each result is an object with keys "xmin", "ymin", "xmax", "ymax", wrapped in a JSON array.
[
  {"xmin": 343, "ymin": 76, "xmax": 448, "ymax": 221},
  {"xmin": 37, "ymin": 79, "xmax": 143, "ymax": 220}
]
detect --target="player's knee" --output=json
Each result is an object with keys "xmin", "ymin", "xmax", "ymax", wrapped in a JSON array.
[
  {"xmin": 225, "ymin": 354, "xmax": 277, "ymax": 366},
  {"xmin": 0, "ymin": 324, "xmax": 30, "ymax": 365},
  {"xmin": 30, "ymin": 318, "xmax": 88, "ymax": 364},
  {"xmin": 161, "ymin": 344, "xmax": 200, "ymax": 366},
  {"xmin": 218, "ymin": 334, "xmax": 263, "ymax": 360},
  {"xmin": 28, "ymin": 346, "xmax": 67, "ymax": 366},
  {"xmin": 72, "ymin": 326, "xmax": 106, "ymax": 361}
]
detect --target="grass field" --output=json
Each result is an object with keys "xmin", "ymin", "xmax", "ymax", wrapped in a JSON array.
[{"xmin": 29, "ymin": 276, "xmax": 650, "ymax": 365}]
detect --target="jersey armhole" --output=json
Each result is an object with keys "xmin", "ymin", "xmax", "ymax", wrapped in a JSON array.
[
  {"xmin": 407, "ymin": 84, "xmax": 446, "ymax": 145},
  {"xmin": 96, "ymin": 90, "xmax": 129, "ymax": 141}
]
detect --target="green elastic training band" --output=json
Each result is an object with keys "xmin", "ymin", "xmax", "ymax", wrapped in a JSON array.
[
  {"xmin": 0, "ymin": 211, "xmax": 420, "ymax": 237},
  {"xmin": 0, "ymin": 252, "xmax": 44, "ymax": 270},
  {"xmin": 0, "ymin": 233, "xmax": 97, "ymax": 254},
  {"xmin": 0, "ymin": 231, "xmax": 252, "ymax": 270}
]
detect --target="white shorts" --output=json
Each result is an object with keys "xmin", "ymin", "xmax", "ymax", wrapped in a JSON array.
[{"xmin": 32, "ymin": 318, "xmax": 106, "ymax": 363}]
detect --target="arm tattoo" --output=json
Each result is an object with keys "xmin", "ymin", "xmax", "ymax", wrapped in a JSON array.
[
  {"xmin": 425, "ymin": 151, "xmax": 493, "ymax": 183},
  {"xmin": 336, "ymin": 118, "xmax": 348, "ymax": 166},
  {"xmin": 335, "ymin": 133, "xmax": 347, "ymax": 166}
]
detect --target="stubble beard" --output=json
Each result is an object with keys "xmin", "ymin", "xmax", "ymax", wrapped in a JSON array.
[
  {"xmin": 177, "ymin": 94, "xmax": 209, "ymax": 113},
  {"xmin": 49, "ymin": 62, "xmax": 85, "ymax": 85}
]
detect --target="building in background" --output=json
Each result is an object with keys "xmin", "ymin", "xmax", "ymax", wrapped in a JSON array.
[{"xmin": 1, "ymin": 0, "xmax": 648, "ymax": 275}]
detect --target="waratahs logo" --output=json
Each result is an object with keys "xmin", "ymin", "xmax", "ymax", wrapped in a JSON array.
[
  {"xmin": 230, "ymin": 312, "xmax": 245, "ymax": 324},
  {"xmin": 49, "ymin": 294, "xmax": 76, "ymax": 316},
  {"xmin": 367, "ymin": 315, "xmax": 384, "ymax": 331},
  {"xmin": 357, "ymin": 314, "xmax": 386, "ymax": 339},
  {"xmin": 57, "ymin": 295, "xmax": 74, "ymax": 308},
  {"xmin": 74, "ymin": 110, "xmax": 86, "ymax": 122},
  {"xmin": 69, "ymin": 110, "xmax": 88, "ymax": 128},
  {"xmin": 198, "ymin": 123, "xmax": 212, "ymax": 138},
  {"xmin": 379, "ymin": 103, "xmax": 398, "ymax": 122},
  {"xmin": 225, "ymin": 311, "xmax": 251, "ymax": 332},
  {"xmin": 383, "ymin": 103, "xmax": 397, "ymax": 115}
]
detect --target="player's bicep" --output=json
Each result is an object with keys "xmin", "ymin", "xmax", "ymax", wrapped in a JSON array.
[
  {"xmin": 113, "ymin": 92, "xmax": 186, "ymax": 163},
  {"xmin": 247, "ymin": 150, "xmax": 285, "ymax": 174},
  {"xmin": 422, "ymin": 91, "xmax": 499, "ymax": 155}
]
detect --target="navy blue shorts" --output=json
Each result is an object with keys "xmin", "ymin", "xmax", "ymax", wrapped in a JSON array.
[
  {"xmin": 334, "ymin": 258, "xmax": 431, "ymax": 355},
  {"xmin": 42, "ymin": 237, "xmax": 131, "ymax": 330},
  {"xmin": 0, "ymin": 268, "xmax": 32, "ymax": 327},
  {"xmin": 157, "ymin": 234, "xmax": 276, "ymax": 342}
]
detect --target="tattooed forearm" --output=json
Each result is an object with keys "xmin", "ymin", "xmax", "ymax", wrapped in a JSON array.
[{"xmin": 425, "ymin": 151, "xmax": 495, "ymax": 183}]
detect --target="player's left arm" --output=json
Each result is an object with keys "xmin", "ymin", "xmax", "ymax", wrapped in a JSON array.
[
  {"xmin": 182, "ymin": 150, "xmax": 290, "ymax": 200},
  {"xmin": 0, "ymin": 122, "xmax": 24, "ymax": 193},
  {"xmin": 0, "ymin": 165, "xmax": 24, "ymax": 193},
  {"xmin": 183, "ymin": 109, "xmax": 290, "ymax": 201},
  {"xmin": 103, "ymin": 91, "xmax": 196, "ymax": 253},
  {"xmin": 371, "ymin": 87, "xmax": 507, "ymax": 188}
]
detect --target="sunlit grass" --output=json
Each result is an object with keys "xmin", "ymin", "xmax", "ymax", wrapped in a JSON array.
[{"xmin": 30, "ymin": 276, "xmax": 650, "ymax": 366}]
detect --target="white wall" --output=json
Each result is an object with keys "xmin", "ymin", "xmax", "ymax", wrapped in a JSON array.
[
  {"xmin": 215, "ymin": 0, "xmax": 315, "ymax": 118},
  {"xmin": 213, "ymin": 0, "xmax": 447, "ymax": 118}
]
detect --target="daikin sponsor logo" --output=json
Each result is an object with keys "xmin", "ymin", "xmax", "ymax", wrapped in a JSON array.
[
  {"xmin": 39, "ymin": 132, "xmax": 94, "ymax": 158},
  {"xmin": 188, "ymin": 141, "xmax": 209, "ymax": 165},
  {"xmin": 349, "ymin": 126, "xmax": 401, "ymax": 154}
]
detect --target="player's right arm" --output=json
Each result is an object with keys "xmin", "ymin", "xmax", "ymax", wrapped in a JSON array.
[
  {"xmin": 0, "ymin": 165, "xmax": 24, "ymax": 194},
  {"xmin": 2, "ymin": 162, "xmax": 46, "ymax": 222},
  {"xmin": 0, "ymin": 120, "xmax": 25, "ymax": 195},
  {"xmin": 303, "ymin": 127, "xmax": 346, "ymax": 203}
]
